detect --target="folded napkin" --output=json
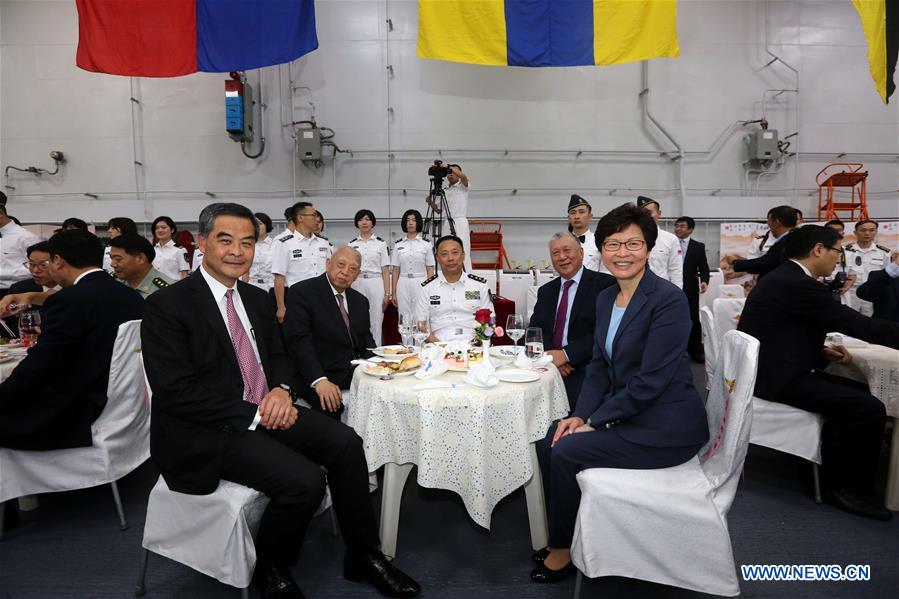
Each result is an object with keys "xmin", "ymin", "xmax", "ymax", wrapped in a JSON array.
[
  {"xmin": 463, "ymin": 356, "xmax": 499, "ymax": 388},
  {"xmin": 514, "ymin": 352, "xmax": 553, "ymax": 370},
  {"xmin": 415, "ymin": 343, "xmax": 449, "ymax": 379}
]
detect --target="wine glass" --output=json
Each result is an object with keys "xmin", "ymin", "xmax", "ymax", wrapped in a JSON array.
[
  {"xmin": 506, "ymin": 314, "xmax": 525, "ymax": 354},
  {"xmin": 524, "ymin": 327, "xmax": 544, "ymax": 360},
  {"xmin": 413, "ymin": 315, "xmax": 430, "ymax": 349},
  {"xmin": 18, "ymin": 309, "xmax": 41, "ymax": 347},
  {"xmin": 398, "ymin": 312, "xmax": 415, "ymax": 348}
]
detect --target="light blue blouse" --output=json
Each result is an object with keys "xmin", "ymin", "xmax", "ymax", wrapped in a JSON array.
[{"xmin": 605, "ymin": 304, "xmax": 627, "ymax": 358}]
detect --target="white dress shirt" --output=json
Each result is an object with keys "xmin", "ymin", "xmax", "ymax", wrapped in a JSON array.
[
  {"xmin": 648, "ymin": 228, "xmax": 684, "ymax": 288},
  {"xmin": 0, "ymin": 221, "xmax": 41, "ymax": 289},
  {"xmin": 199, "ymin": 265, "xmax": 263, "ymax": 429}
]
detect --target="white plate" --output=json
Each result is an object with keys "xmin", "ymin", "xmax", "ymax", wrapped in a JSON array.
[
  {"xmin": 371, "ymin": 345, "xmax": 419, "ymax": 358},
  {"xmin": 489, "ymin": 346, "xmax": 518, "ymax": 360},
  {"xmin": 0, "ymin": 340, "xmax": 23, "ymax": 349},
  {"xmin": 362, "ymin": 364, "xmax": 420, "ymax": 377},
  {"xmin": 496, "ymin": 368, "xmax": 540, "ymax": 383}
]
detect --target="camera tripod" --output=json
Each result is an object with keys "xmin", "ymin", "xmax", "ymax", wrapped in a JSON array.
[{"xmin": 422, "ymin": 176, "xmax": 456, "ymax": 245}]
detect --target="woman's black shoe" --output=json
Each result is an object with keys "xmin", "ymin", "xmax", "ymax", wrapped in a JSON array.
[
  {"xmin": 530, "ymin": 560, "xmax": 575, "ymax": 583},
  {"xmin": 531, "ymin": 547, "xmax": 550, "ymax": 563}
]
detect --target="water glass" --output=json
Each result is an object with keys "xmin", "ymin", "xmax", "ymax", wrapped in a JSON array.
[
  {"xmin": 18, "ymin": 310, "xmax": 41, "ymax": 347},
  {"xmin": 413, "ymin": 315, "xmax": 430, "ymax": 349},
  {"xmin": 524, "ymin": 327, "xmax": 544, "ymax": 360},
  {"xmin": 506, "ymin": 314, "xmax": 525, "ymax": 353},
  {"xmin": 398, "ymin": 312, "xmax": 415, "ymax": 347}
]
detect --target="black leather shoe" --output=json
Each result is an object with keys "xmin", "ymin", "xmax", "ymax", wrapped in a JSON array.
[
  {"xmin": 825, "ymin": 488, "xmax": 892, "ymax": 521},
  {"xmin": 253, "ymin": 562, "xmax": 306, "ymax": 599},
  {"xmin": 531, "ymin": 547, "xmax": 550, "ymax": 563},
  {"xmin": 345, "ymin": 551, "xmax": 421, "ymax": 597},
  {"xmin": 530, "ymin": 560, "xmax": 576, "ymax": 583}
]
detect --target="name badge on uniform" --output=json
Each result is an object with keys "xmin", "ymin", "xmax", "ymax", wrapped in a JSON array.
[
  {"xmin": 465, "ymin": 290, "xmax": 481, "ymax": 300},
  {"xmin": 319, "ymin": 247, "xmax": 328, "ymax": 252},
  {"xmin": 430, "ymin": 295, "xmax": 441, "ymax": 305},
  {"xmin": 292, "ymin": 249, "xmax": 303, "ymax": 259}
]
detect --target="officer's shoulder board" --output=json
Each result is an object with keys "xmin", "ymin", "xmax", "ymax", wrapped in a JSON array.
[
  {"xmin": 349, "ymin": 237, "xmax": 359, "ymax": 244},
  {"xmin": 876, "ymin": 244, "xmax": 891, "ymax": 253},
  {"xmin": 375, "ymin": 236, "xmax": 385, "ymax": 242},
  {"xmin": 420, "ymin": 274, "xmax": 438, "ymax": 287},
  {"xmin": 844, "ymin": 243, "xmax": 856, "ymax": 251},
  {"xmin": 467, "ymin": 273, "xmax": 487, "ymax": 284},
  {"xmin": 152, "ymin": 277, "xmax": 169, "ymax": 289},
  {"xmin": 109, "ymin": 270, "xmax": 118, "ymax": 279},
  {"xmin": 278, "ymin": 233, "xmax": 294, "ymax": 242}
]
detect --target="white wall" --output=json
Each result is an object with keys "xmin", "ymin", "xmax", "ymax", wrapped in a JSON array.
[{"xmin": 1, "ymin": 0, "xmax": 897, "ymax": 263}]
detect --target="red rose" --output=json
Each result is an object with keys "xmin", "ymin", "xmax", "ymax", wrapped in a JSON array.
[{"xmin": 474, "ymin": 309, "xmax": 492, "ymax": 324}]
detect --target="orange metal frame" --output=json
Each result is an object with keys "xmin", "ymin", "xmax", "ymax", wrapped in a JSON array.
[
  {"xmin": 816, "ymin": 162, "xmax": 869, "ymax": 222},
  {"xmin": 468, "ymin": 220, "xmax": 512, "ymax": 270}
]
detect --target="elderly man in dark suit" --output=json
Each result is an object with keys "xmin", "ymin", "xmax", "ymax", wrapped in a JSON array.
[
  {"xmin": 674, "ymin": 216, "xmax": 711, "ymax": 362},
  {"xmin": 529, "ymin": 231, "xmax": 615, "ymax": 411},
  {"xmin": 283, "ymin": 246, "xmax": 375, "ymax": 419},
  {"xmin": 0, "ymin": 230, "xmax": 143, "ymax": 450},
  {"xmin": 738, "ymin": 225, "xmax": 899, "ymax": 521},
  {"xmin": 141, "ymin": 204, "xmax": 419, "ymax": 599}
]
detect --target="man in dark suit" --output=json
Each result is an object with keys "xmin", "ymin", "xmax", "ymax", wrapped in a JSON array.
[
  {"xmin": 283, "ymin": 246, "xmax": 375, "ymax": 419},
  {"xmin": 528, "ymin": 231, "xmax": 615, "ymax": 411},
  {"xmin": 738, "ymin": 225, "xmax": 899, "ymax": 521},
  {"xmin": 857, "ymin": 251, "xmax": 899, "ymax": 321},
  {"xmin": 142, "ymin": 204, "xmax": 419, "ymax": 599},
  {"xmin": 724, "ymin": 205, "xmax": 799, "ymax": 280},
  {"xmin": 0, "ymin": 230, "xmax": 143, "ymax": 450},
  {"xmin": 674, "ymin": 217, "xmax": 711, "ymax": 362}
]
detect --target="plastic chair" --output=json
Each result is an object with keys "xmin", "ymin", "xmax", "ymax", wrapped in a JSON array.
[
  {"xmin": 0, "ymin": 320, "xmax": 149, "ymax": 539},
  {"xmin": 571, "ymin": 331, "xmax": 759, "ymax": 598}
]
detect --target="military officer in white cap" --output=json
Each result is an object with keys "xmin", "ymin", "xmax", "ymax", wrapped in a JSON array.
[
  {"xmin": 348, "ymin": 209, "xmax": 391, "ymax": 345},
  {"xmin": 391, "ymin": 209, "xmax": 436, "ymax": 317},
  {"xmin": 271, "ymin": 201, "xmax": 332, "ymax": 322},
  {"xmin": 415, "ymin": 235, "xmax": 492, "ymax": 342}
]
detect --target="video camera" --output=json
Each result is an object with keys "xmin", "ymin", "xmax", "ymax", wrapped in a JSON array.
[{"xmin": 428, "ymin": 160, "xmax": 450, "ymax": 181}]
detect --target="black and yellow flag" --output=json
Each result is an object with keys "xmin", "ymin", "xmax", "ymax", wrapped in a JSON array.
[{"xmin": 853, "ymin": 0, "xmax": 898, "ymax": 104}]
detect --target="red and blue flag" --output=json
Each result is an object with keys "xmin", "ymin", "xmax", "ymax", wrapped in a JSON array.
[{"xmin": 75, "ymin": 0, "xmax": 318, "ymax": 77}]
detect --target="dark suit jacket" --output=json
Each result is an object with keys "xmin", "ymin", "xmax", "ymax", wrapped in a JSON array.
[
  {"xmin": 573, "ymin": 270, "xmax": 709, "ymax": 449},
  {"xmin": 682, "ymin": 238, "xmax": 710, "ymax": 300},
  {"xmin": 283, "ymin": 273, "xmax": 375, "ymax": 395},
  {"xmin": 2, "ymin": 278, "xmax": 42, "ymax": 336},
  {"xmin": 857, "ymin": 269, "xmax": 899, "ymax": 322},
  {"xmin": 0, "ymin": 271, "xmax": 143, "ymax": 450},
  {"xmin": 738, "ymin": 261, "xmax": 899, "ymax": 401},
  {"xmin": 733, "ymin": 231, "xmax": 792, "ymax": 279},
  {"xmin": 528, "ymin": 267, "xmax": 615, "ymax": 404},
  {"xmin": 141, "ymin": 271, "xmax": 295, "ymax": 495}
]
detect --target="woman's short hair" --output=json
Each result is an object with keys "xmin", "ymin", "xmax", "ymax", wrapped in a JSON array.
[
  {"xmin": 354, "ymin": 209, "xmax": 376, "ymax": 228},
  {"xmin": 254, "ymin": 212, "xmax": 273, "ymax": 233},
  {"xmin": 595, "ymin": 203, "xmax": 658, "ymax": 252},
  {"xmin": 401, "ymin": 209, "xmax": 423, "ymax": 233}
]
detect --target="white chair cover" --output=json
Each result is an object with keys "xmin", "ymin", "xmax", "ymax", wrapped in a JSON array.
[
  {"xmin": 571, "ymin": 330, "xmax": 759, "ymax": 598},
  {"xmin": 0, "ymin": 320, "xmax": 149, "ymax": 503},
  {"xmin": 718, "ymin": 284, "xmax": 745, "ymax": 298},
  {"xmin": 713, "ymin": 297, "xmax": 745, "ymax": 338},
  {"xmin": 141, "ymin": 477, "xmax": 270, "ymax": 589},
  {"xmin": 750, "ymin": 397, "xmax": 823, "ymax": 464},
  {"xmin": 699, "ymin": 306, "xmax": 717, "ymax": 390}
]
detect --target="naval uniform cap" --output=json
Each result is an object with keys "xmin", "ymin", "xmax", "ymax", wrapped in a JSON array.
[
  {"xmin": 637, "ymin": 195, "xmax": 660, "ymax": 209},
  {"xmin": 567, "ymin": 194, "xmax": 591, "ymax": 212}
]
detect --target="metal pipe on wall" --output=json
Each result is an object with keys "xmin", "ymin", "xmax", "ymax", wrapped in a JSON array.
[{"xmin": 639, "ymin": 60, "xmax": 686, "ymax": 214}]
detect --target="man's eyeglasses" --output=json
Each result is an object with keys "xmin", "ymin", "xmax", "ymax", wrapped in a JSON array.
[
  {"xmin": 601, "ymin": 239, "xmax": 646, "ymax": 252},
  {"xmin": 23, "ymin": 260, "xmax": 50, "ymax": 271},
  {"xmin": 824, "ymin": 246, "xmax": 844, "ymax": 254}
]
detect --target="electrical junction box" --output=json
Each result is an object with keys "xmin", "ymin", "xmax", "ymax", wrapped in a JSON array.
[
  {"xmin": 225, "ymin": 79, "xmax": 253, "ymax": 142},
  {"xmin": 748, "ymin": 128, "xmax": 778, "ymax": 161},
  {"xmin": 297, "ymin": 127, "xmax": 322, "ymax": 162}
]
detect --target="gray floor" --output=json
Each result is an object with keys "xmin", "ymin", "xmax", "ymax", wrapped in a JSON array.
[{"xmin": 1, "ymin": 364, "xmax": 897, "ymax": 598}]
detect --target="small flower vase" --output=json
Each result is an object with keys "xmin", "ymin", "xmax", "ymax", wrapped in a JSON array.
[{"xmin": 482, "ymin": 338, "xmax": 492, "ymax": 366}]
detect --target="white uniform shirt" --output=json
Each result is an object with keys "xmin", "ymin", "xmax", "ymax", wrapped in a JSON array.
[
  {"xmin": 192, "ymin": 249, "xmax": 203, "ymax": 272},
  {"xmin": 0, "ymin": 221, "xmax": 41, "ymax": 289},
  {"xmin": 153, "ymin": 240, "xmax": 189, "ymax": 280},
  {"xmin": 349, "ymin": 235, "xmax": 390, "ymax": 275},
  {"xmin": 648, "ymin": 228, "xmax": 683, "ymax": 288},
  {"xmin": 575, "ymin": 229, "xmax": 601, "ymax": 272},
  {"xmin": 102, "ymin": 246, "xmax": 113, "ymax": 274},
  {"xmin": 445, "ymin": 180, "xmax": 469, "ymax": 219},
  {"xmin": 845, "ymin": 243, "xmax": 892, "ymax": 288},
  {"xmin": 746, "ymin": 231, "xmax": 777, "ymax": 259},
  {"xmin": 271, "ymin": 231, "xmax": 332, "ymax": 287},
  {"xmin": 415, "ymin": 272, "xmax": 493, "ymax": 341},
  {"xmin": 391, "ymin": 236, "xmax": 435, "ymax": 276},
  {"xmin": 248, "ymin": 236, "xmax": 275, "ymax": 290}
]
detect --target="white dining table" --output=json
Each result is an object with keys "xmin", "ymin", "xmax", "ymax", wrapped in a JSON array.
[{"xmin": 346, "ymin": 362, "xmax": 569, "ymax": 558}]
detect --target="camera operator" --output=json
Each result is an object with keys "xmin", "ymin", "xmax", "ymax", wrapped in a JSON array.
[{"xmin": 426, "ymin": 161, "xmax": 472, "ymax": 271}]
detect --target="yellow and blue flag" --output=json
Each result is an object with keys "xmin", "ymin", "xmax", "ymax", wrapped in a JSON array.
[{"xmin": 417, "ymin": 0, "xmax": 679, "ymax": 67}]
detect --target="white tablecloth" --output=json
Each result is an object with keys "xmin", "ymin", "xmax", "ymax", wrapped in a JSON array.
[
  {"xmin": 0, "ymin": 355, "xmax": 24, "ymax": 383},
  {"xmin": 347, "ymin": 366, "xmax": 568, "ymax": 528}
]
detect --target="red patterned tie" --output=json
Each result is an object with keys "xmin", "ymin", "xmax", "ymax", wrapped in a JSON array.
[
  {"xmin": 225, "ymin": 289, "xmax": 267, "ymax": 405},
  {"xmin": 552, "ymin": 279, "xmax": 575, "ymax": 349}
]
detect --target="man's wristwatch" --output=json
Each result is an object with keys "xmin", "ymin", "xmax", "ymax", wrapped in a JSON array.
[{"xmin": 278, "ymin": 383, "xmax": 297, "ymax": 403}]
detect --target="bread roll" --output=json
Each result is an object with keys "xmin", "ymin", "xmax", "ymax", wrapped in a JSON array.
[{"xmin": 399, "ymin": 356, "xmax": 421, "ymax": 371}]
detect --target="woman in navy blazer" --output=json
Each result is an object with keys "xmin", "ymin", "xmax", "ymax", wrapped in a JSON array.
[{"xmin": 531, "ymin": 203, "xmax": 709, "ymax": 583}]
